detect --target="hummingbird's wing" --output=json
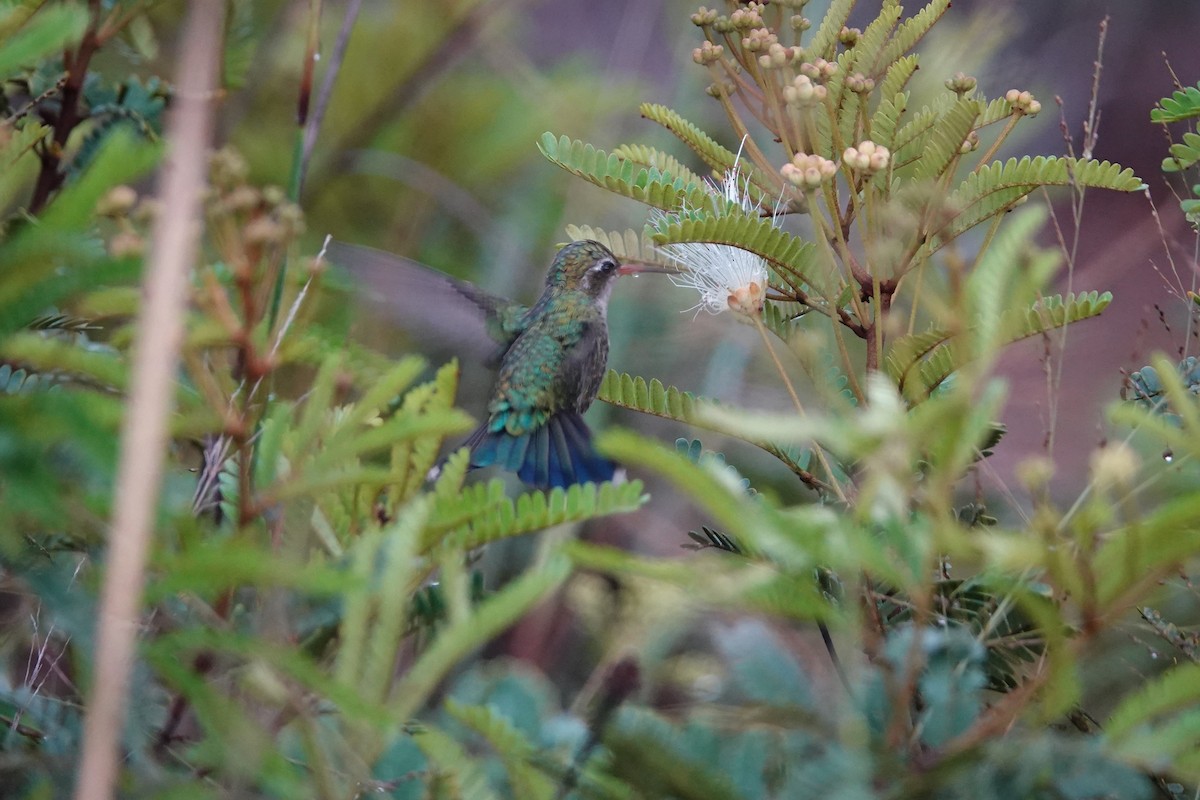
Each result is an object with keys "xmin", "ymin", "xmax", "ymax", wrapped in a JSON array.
[{"xmin": 324, "ymin": 240, "xmax": 530, "ymax": 359}]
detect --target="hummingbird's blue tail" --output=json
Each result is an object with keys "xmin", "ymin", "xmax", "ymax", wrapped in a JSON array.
[{"xmin": 466, "ymin": 412, "xmax": 615, "ymax": 489}]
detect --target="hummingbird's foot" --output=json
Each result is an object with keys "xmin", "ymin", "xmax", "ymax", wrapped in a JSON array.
[
  {"xmin": 426, "ymin": 463, "xmax": 441, "ymax": 482},
  {"xmin": 610, "ymin": 466, "xmax": 629, "ymax": 485}
]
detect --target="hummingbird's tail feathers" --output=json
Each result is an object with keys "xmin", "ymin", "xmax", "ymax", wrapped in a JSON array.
[{"xmin": 466, "ymin": 413, "xmax": 615, "ymax": 489}]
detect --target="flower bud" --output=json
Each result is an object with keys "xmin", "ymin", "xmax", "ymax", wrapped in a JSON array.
[
  {"xmin": 1005, "ymin": 89, "xmax": 1042, "ymax": 117},
  {"xmin": 690, "ymin": 6, "xmax": 718, "ymax": 26},
  {"xmin": 846, "ymin": 72, "xmax": 875, "ymax": 94},
  {"xmin": 109, "ymin": 231, "xmax": 144, "ymax": 258},
  {"xmin": 210, "ymin": 147, "xmax": 248, "ymax": 189},
  {"xmin": 742, "ymin": 27, "xmax": 777, "ymax": 52},
  {"xmin": 727, "ymin": 280, "xmax": 765, "ymax": 316},
  {"xmin": 693, "ymin": 40, "xmax": 724, "ymax": 65},
  {"xmin": 1090, "ymin": 442, "xmax": 1139, "ymax": 491},
  {"xmin": 729, "ymin": 6, "xmax": 763, "ymax": 29},
  {"xmin": 838, "ymin": 26, "xmax": 861, "ymax": 47},
  {"xmin": 96, "ymin": 185, "xmax": 138, "ymax": 217},
  {"xmin": 783, "ymin": 152, "xmax": 838, "ymax": 188},
  {"xmin": 843, "ymin": 140, "xmax": 889, "ymax": 173},
  {"xmin": 945, "ymin": 71, "xmax": 977, "ymax": 96}
]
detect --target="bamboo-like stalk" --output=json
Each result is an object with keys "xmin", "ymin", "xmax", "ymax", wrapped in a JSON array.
[{"xmin": 72, "ymin": 3, "xmax": 223, "ymax": 798}]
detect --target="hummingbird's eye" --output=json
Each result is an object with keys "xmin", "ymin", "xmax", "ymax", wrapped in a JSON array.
[{"xmin": 598, "ymin": 259, "xmax": 617, "ymax": 274}]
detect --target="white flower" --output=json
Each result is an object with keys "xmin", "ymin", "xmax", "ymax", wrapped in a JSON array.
[{"xmin": 657, "ymin": 155, "xmax": 774, "ymax": 317}]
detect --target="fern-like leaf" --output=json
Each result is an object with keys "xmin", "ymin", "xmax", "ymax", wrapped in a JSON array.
[
  {"xmin": 639, "ymin": 103, "xmax": 778, "ymax": 203},
  {"xmin": 933, "ymin": 157, "xmax": 1144, "ymax": 250},
  {"xmin": 808, "ymin": 0, "xmax": 854, "ymax": 59},
  {"xmin": 445, "ymin": 700, "xmax": 556, "ymax": 800},
  {"xmin": 913, "ymin": 98, "xmax": 980, "ymax": 181},
  {"xmin": 612, "ymin": 143, "xmax": 707, "ymax": 188},
  {"xmin": 563, "ymin": 224, "xmax": 676, "ymax": 270},
  {"xmin": 1162, "ymin": 130, "xmax": 1200, "ymax": 173},
  {"xmin": 899, "ymin": 292, "xmax": 1113, "ymax": 397},
  {"xmin": 848, "ymin": 1, "xmax": 902, "ymax": 78},
  {"xmin": 537, "ymin": 132, "xmax": 710, "ymax": 211},
  {"xmin": 428, "ymin": 480, "xmax": 648, "ymax": 552},
  {"xmin": 650, "ymin": 212, "xmax": 831, "ymax": 295},
  {"xmin": 877, "ymin": 55, "xmax": 919, "ymax": 104},
  {"xmin": 870, "ymin": 92, "xmax": 909, "ymax": 150},
  {"xmin": 1152, "ymin": 83, "xmax": 1200, "ymax": 124},
  {"xmin": 878, "ymin": 0, "xmax": 953, "ymax": 67}
]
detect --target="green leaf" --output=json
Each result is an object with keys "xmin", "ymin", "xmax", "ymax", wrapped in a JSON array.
[
  {"xmin": 389, "ymin": 554, "xmax": 571, "ymax": 721},
  {"xmin": 639, "ymin": 103, "xmax": 778, "ymax": 204},
  {"xmin": 1152, "ymin": 83, "xmax": 1200, "ymax": 123},
  {"xmin": 563, "ymin": 224, "xmax": 676, "ymax": 270},
  {"xmin": 0, "ymin": 331, "xmax": 126, "ymax": 390},
  {"xmin": 639, "ymin": 102, "xmax": 735, "ymax": 174},
  {"xmin": 934, "ymin": 157, "xmax": 1144, "ymax": 251},
  {"xmin": 612, "ymin": 142, "xmax": 707, "ymax": 189},
  {"xmin": 445, "ymin": 700, "xmax": 555, "ymax": 800},
  {"xmin": 37, "ymin": 129, "xmax": 161, "ymax": 231},
  {"xmin": 808, "ymin": 0, "xmax": 854, "ymax": 59},
  {"xmin": 1107, "ymin": 662, "xmax": 1200, "ymax": 741},
  {"xmin": 0, "ymin": 3, "xmax": 88, "ymax": 77},
  {"xmin": 890, "ymin": 292, "xmax": 1112, "ymax": 399},
  {"xmin": 1162, "ymin": 130, "xmax": 1200, "ymax": 172},
  {"xmin": 878, "ymin": 0, "xmax": 953, "ymax": 67},
  {"xmin": 650, "ymin": 211, "xmax": 832, "ymax": 296},
  {"xmin": 425, "ymin": 479, "xmax": 648, "ymax": 552},
  {"xmin": 913, "ymin": 97, "xmax": 979, "ymax": 181},
  {"xmin": 538, "ymin": 132, "xmax": 711, "ymax": 211}
]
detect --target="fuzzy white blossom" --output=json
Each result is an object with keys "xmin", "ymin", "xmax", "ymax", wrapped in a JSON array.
[{"xmin": 657, "ymin": 158, "xmax": 773, "ymax": 317}]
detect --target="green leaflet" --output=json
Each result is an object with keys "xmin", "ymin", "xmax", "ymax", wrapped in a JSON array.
[
  {"xmin": 650, "ymin": 212, "xmax": 831, "ymax": 296},
  {"xmin": 563, "ymin": 224, "xmax": 676, "ymax": 269},
  {"xmin": 612, "ymin": 142, "xmax": 708, "ymax": 189},
  {"xmin": 1152, "ymin": 82, "xmax": 1200, "ymax": 123},
  {"xmin": 640, "ymin": 102, "xmax": 736, "ymax": 173},
  {"xmin": 888, "ymin": 292, "xmax": 1113, "ymax": 399},
  {"xmin": 930, "ymin": 156, "xmax": 1145, "ymax": 251},
  {"xmin": 538, "ymin": 132, "xmax": 711, "ymax": 211},
  {"xmin": 878, "ymin": 0, "xmax": 953, "ymax": 67},
  {"xmin": 426, "ymin": 479, "xmax": 648, "ymax": 552}
]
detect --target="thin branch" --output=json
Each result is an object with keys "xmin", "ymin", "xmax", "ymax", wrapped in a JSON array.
[
  {"xmin": 299, "ymin": 0, "xmax": 364, "ymax": 191},
  {"xmin": 71, "ymin": 3, "xmax": 223, "ymax": 798}
]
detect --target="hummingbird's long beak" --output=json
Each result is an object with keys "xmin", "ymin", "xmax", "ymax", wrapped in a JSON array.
[{"xmin": 618, "ymin": 261, "xmax": 680, "ymax": 276}]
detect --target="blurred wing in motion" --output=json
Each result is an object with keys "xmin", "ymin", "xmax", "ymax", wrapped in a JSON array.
[{"xmin": 324, "ymin": 240, "xmax": 530, "ymax": 360}]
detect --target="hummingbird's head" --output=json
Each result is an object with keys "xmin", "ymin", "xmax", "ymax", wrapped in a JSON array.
[{"xmin": 547, "ymin": 240, "xmax": 623, "ymax": 302}]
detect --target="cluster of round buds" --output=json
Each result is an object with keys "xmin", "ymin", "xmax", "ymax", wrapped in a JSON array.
[
  {"xmin": 781, "ymin": 153, "xmax": 838, "ymax": 188},
  {"xmin": 799, "ymin": 57, "xmax": 838, "ymax": 81},
  {"xmin": 790, "ymin": 15, "xmax": 811, "ymax": 32},
  {"xmin": 838, "ymin": 26, "xmax": 862, "ymax": 47},
  {"xmin": 210, "ymin": 147, "xmax": 249, "ymax": 190},
  {"xmin": 1005, "ymin": 89, "xmax": 1042, "ymax": 116},
  {"xmin": 742, "ymin": 27, "xmax": 778, "ymax": 52},
  {"xmin": 693, "ymin": 40, "xmax": 724, "ymax": 66},
  {"xmin": 945, "ymin": 71, "xmax": 977, "ymax": 96},
  {"xmin": 845, "ymin": 72, "xmax": 875, "ymax": 94},
  {"xmin": 727, "ymin": 280, "xmax": 766, "ymax": 316},
  {"xmin": 759, "ymin": 42, "xmax": 804, "ymax": 69},
  {"xmin": 96, "ymin": 185, "xmax": 138, "ymax": 218},
  {"xmin": 705, "ymin": 80, "xmax": 736, "ymax": 98},
  {"xmin": 729, "ymin": 4, "xmax": 765, "ymax": 29},
  {"xmin": 690, "ymin": 6, "xmax": 719, "ymax": 26},
  {"xmin": 959, "ymin": 131, "xmax": 980, "ymax": 154},
  {"xmin": 843, "ymin": 140, "xmax": 890, "ymax": 173},
  {"xmin": 783, "ymin": 74, "xmax": 827, "ymax": 107}
]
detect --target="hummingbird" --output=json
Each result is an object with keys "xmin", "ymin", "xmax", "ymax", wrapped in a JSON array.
[{"xmin": 326, "ymin": 239, "xmax": 644, "ymax": 489}]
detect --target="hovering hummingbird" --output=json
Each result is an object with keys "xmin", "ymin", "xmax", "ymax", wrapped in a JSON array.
[{"xmin": 326, "ymin": 239, "xmax": 647, "ymax": 489}]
